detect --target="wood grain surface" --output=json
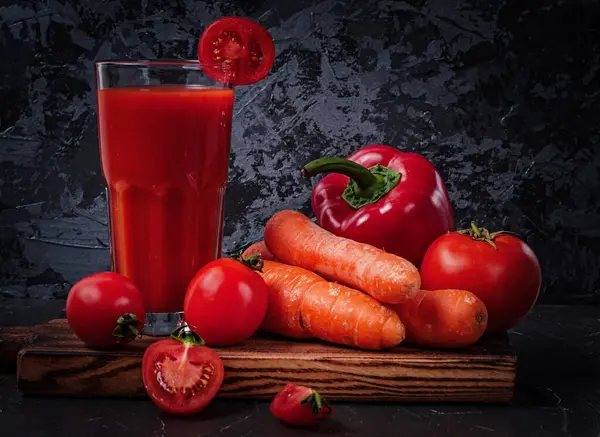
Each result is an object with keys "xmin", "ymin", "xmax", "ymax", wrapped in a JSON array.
[{"xmin": 0, "ymin": 319, "xmax": 516, "ymax": 402}]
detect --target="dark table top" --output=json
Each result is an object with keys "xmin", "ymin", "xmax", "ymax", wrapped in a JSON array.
[{"xmin": 0, "ymin": 299, "xmax": 598, "ymax": 437}]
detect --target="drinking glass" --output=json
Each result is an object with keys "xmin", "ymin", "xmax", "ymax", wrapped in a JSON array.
[{"xmin": 96, "ymin": 60, "xmax": 234, "ymax": 335}]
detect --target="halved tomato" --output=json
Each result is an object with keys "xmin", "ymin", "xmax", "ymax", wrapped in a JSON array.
[
  {"xmin": 142, "ymin": 327, "xmax": 224, "ymax": 415},
  {"xmin": 198, "ymin": 16, "xmax": 275, "ymax": 86}
]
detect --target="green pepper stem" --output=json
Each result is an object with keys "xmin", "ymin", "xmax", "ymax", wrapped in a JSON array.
[
  {"xmin": 302, "ymin": 157, "xmax": 401, "ymax": 210},
  {"xmin": 302, "ymin": 157, "xmax": 377, "ymax": 191}
]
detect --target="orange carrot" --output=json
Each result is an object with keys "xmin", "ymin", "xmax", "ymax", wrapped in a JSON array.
[
  {"xmin": 259, "ymin": 260, "xmax": 405, "ymax": 350},
  {"xmin": 242, "ymin": 241, "xmax": 277, "ymax": 261},
  {"xmin": 389, "ymin": 289, "xmax": 488, "ymax": 348},
  {"xmin": 264, "ymin": 210, "xmax": 421, "ymax": 304}
]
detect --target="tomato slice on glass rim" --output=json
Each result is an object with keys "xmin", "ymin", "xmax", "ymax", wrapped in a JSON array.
[
  {"xmin": 142, "ymin": 326, "xmax": 224, "ymax": 415},
  {"xmin": 199, "ymin": 16, "xmax": 275, "ymax": 86}
]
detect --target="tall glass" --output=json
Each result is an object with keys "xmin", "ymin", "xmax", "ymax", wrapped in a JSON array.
[{"xmin": 95, "ymin": 61, "xmax": 234, "ymax": 335}]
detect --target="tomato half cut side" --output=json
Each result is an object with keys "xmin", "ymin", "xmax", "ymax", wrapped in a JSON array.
[
  {"xmin": 142, "ymin": 331, "xmax": 224, "ymax": 415},
  {"xmin": 199, "ymin": 16, "xmax": 275, "ymax": 86}
]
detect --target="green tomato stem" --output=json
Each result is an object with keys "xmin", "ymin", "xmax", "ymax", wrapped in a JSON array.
[
  {"xmin": 170, "ymin": 325, "xmax": 205, "ymax": 346},
  {"xmin": 457, "ymin": 221, "xmax": 519, "ymax": 250},
  {"xmin": 237, "ymin": 254, "xmax": 264, "ymax": 272},
  {"xmin": 112, "ymin": 313, "xmax": 141, "ymax": 341}
]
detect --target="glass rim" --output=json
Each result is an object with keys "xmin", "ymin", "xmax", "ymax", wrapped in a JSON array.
[{"xmin": 95, "ymin": 59, "xmax": 221, "ymax": 68}]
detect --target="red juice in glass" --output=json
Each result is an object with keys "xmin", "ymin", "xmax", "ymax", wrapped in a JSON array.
[{"xmin": 95, "ymin": 61, "xmax": 234, "ymax": 335}]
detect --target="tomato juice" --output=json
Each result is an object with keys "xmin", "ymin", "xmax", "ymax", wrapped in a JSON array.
[{"xmin": 97, "ymin": 85, "xmax": 234, "ymax": 316}]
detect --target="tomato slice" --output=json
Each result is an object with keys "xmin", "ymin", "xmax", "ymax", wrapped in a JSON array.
[
  {"xmin": 142, "ymin": 328, "xmax": 224, "ymax": 415},
  {"xmin": 270, "ymin": 383, "xmax": 333, "ymax": 426},
  {"xmin": 198, "ymin": 16, "xmax": 275, "ymax": 86}
]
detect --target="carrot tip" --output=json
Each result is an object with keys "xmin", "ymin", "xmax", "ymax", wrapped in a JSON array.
[{"xmin": 381, "ymin": 317, "xmax": 406, "ymax": 348}]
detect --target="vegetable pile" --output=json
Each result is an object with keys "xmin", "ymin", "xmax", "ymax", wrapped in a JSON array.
[
  {"xmin": 246, "ymin": 210, "xmax": 491, "ymax": 350},
  {"xmin": 64, "ymin": 14, "xmax": 541, "ymax": 425}
]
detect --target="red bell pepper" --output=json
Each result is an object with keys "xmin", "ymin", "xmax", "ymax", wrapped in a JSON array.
[{"xmin": 302, "ymin": 144, "xmax": 454, "ymax": 267}]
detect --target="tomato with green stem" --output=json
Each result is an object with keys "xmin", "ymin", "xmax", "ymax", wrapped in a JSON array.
[
  {"xmin": 66, "ymin": 272, "xmax": 145, "ymax": 348},
  {"xmin": 184, "ymin": 256, "xmax": 269, "ymax": 346},
  {"xmin": 420, "ymin": 222, "xmax": 542, "ymax": 332},
  {"xmin": 142, "ymin": 326, "xmax": 224, "ymax": 415},
  {"xmin": 270, "ymin": 383, "xmax": 333, "ymax": 426}
]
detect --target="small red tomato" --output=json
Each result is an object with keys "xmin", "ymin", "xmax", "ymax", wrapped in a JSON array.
[
  {"xmin": 184, "ymin": 257, "xmax": 269, "ymax": 346},
  {"xmin": 420, "ymin": 222, "xmax": 542, "ymax": 332},
  {"xmin": 198, "ymin": 16, "xmax": 275, "ymax": 86},
  {"xmin": 66, "ymin": 272, "xmax": 145, "ymax": 348},
  {"xmin": 270, "ymin": 384, "xmax": 333, "ymax": 426},
  {"xmin": 142, "ymin": 327, "xmax": 224, "ymax": 415}
]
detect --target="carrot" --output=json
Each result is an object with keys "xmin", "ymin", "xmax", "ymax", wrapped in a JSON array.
[
  {"xmin": 242, "ymin": 241, "xmax": 277, "ymax": 261},
  {"xmin": 259, "ymin": 260, "xmax": 405, "ymax": 350},
  {"xmin": 264, "ymin": 210, "xmax": 421, "ymax": 304},
  {"xmin": 389, "ymin": 289, "xmax": 488, "ymax": 348}
]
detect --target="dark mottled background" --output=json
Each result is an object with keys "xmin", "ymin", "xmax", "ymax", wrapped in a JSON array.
[{"xmin": 0, "ymin": 0, "xmax": 598, "ymax": 304}]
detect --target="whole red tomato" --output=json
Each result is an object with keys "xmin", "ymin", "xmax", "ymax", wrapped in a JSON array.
[
  {"xmin": 270, "ymin": 383, "xmax": 333, "ymax": 426},
  {"xmin": 184, "ymin": 257, "xmax": 269, "ymax": 346},
  {"xmin": 66, "ymin": 272, "xmax": 146, "ymax": 348},
  {"xmin": 142, "ymin": 326, "xmax": 224, "ymax": 415},
  {"xmin": 420, "ymin": 223, "xmax": 541, "ymax": 332}
]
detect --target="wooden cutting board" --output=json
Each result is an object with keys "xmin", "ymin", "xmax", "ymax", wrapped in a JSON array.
[{"xmin": 0, "ymin": 319, "xmax": 516, "ymax": 402}]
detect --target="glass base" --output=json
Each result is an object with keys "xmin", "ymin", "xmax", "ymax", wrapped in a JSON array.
[{"xmin": 143, "ymin": 312, "xmax": 184, "ymax": 336}]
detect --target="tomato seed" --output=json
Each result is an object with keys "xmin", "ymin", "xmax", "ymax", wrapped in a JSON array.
[
  {"xmin": 154, "ymin": 358, "xmax": 215, "ymax": 398},
  {"xmin": 154, "ymin": 361, "xmax": 177, "ymax": 397}
]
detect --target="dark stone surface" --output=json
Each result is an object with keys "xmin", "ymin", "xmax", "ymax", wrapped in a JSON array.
[
  {"xmin": 1, "ymin": 300, "xmax": 599, "ymax": 436},
  {"xmin": 1, "ymin": 0, "xmax": 599, "ymax": 303}
]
